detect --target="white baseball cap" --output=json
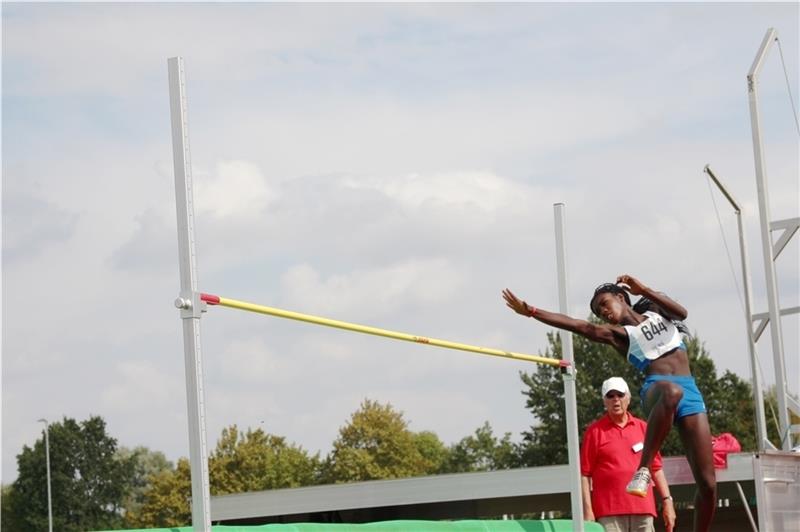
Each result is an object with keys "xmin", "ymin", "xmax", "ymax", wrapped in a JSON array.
[{"xmin": 601, "ymin": 377, "xmax": 629, "ymax": 397}]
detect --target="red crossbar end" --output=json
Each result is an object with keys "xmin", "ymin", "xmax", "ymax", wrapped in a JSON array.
[
  {"xmin": 559, "ymin": 359, "xmax": 571, "ymax": 368},
  {"xmin": 200, "ymin": 293, "xmax": 220, "ymax": 305}
]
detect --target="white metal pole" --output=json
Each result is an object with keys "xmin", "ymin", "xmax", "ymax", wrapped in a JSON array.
[
  {"xmin": 37, "ymin": 419, "xmax": 53, "ymax": 532},
  {"xmin": 702, "ymin": 165, "xmax": 769, "ymax": 450},
  {"xmin": 168, "ymin": 56, "xmax": 212, "ymax": 531},
  {"xmin": 553, "ymin": 203, "xmax": 584, "ymax": 532},
  {"xmin": 747, "ymin": 28, "xmax": 792, "ymax": 450},
  {"xmin": 735, "ymin": 209, "xmax": 773, "ymax": 451}
]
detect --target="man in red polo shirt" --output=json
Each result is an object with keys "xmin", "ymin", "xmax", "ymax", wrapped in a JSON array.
[{"xmin": 581, "ymin": 377, "xmax": 676, "ymax": 532}]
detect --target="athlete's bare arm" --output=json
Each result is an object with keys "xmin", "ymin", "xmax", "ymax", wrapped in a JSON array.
[{"xmin": 502, "ymin": 288, "xmax": 628, "ymax": 352}]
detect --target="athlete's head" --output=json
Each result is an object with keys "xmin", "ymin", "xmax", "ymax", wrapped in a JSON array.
[{"xmin": 590, "ymin": 283, "xmax": 631, "ymax": 323}]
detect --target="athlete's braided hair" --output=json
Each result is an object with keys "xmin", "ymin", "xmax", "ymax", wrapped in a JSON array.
[
  {"xmin": 633, "ymin": 295, "xmax": 692, "ymax": 338},
  {"xmin": 590, "ymin": 283, "xmax": 631, "ymax": 318}
]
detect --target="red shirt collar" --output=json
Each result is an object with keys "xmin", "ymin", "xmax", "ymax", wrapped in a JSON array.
[{"xmin": 600, "ymin": 412, "xmax": 637, "ymax": 428}]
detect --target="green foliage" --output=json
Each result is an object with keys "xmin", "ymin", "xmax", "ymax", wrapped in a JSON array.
[
  {"xmin": 125, "ymin": 457, "xmax": 191, "ymax": 528},
  {"xmin": 517, "ymin": 322, "xmax": 762, "ymax": 465},
  {"xmin": 127, "ymin": 426, "xmax": 321, "ymax": 528},
  {"xmin": 1, "ymin": 484, "xmax": 24, "ymax": 531},
  {"xmin": 129, "ymin": 403, "xmax": 443, "ymax": 527},
  {"xmin": 323, "ymin": 399, "xmax": 434, "ymax": 482},
  {"xmin": 323, "ymin": 403, "xmax": 517, "ymax": 479},
  {"xmin": 413, "ymin": 430, "xmax": 450, "ymax": 474},
  {"xmin": 443, "ymin": 421, "xmax": 516, "ymax": 473},
  {"xmin": 6, "ymin": 416, "xmax": 135, "ymax": 532},
  {"xmin": 116, "ymin": 446, "xmax": 173, "ymax": 521},
  {"xmin": 210, "ymin": 425, "xmax": 321, "ymax": 494}
]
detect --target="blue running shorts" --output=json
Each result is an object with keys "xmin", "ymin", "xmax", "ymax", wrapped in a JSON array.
[{"xmin": 640, "ymin": 374, "xmax": 707, "ymax": 421}]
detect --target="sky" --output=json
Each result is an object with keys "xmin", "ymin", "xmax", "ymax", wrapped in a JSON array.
[{"xmin": 2, "ymin": 2, "xmax": 799, "ymax": 485}]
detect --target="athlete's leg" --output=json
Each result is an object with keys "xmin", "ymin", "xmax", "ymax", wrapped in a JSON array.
[
  {"xmin": 638, "ymin": 381, "xmax": 683, "ymax": 469},
  {"xmin": 627, "ymin": 380, "xmax": 684, "ymax": 497},
  {"xmin": 677, "ymin": 413, "xmax": 716, "ymax": 532}
]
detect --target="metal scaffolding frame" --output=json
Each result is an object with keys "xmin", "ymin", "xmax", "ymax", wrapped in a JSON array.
[
  {"xmin": 703, "ymin": 165, "xmax": 770, "ymax": 452},
  {"xmin": 746, "ymin": 28, "xmax": 800, "ymax": 453}
]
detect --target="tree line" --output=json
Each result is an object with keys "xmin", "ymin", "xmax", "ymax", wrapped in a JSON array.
[{"xmin": 3, "ymin": 328, "xmax": 793, "ymax": 530}]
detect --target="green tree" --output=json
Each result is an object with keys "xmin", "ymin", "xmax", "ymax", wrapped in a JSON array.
[
  {"xmin": 1, "ymin": 484, "xmax": 24, "ymax": 531},
  {"xmin": 412, "ymin": 430, "xmax": 450, "ymax": 474},
  {"xmin": 443, "ymin": 422, "xmax": 516, "ymax": 473},
  {"xmin": 127, "ymin": 425, "xmax": 321, "ymax": 528},
  {"xmin": 517, "ymin": 323, "xmax": 761, "ymax": 465},
  {"xmin": 117, "ymin": 446, "xmax": 173, "ymax": 521},
  {"xmin": 125, "ymin": 457, "xmax": 191, "ymax": 528},
  {"xmin": 323, "ymin": 399, "xmax": 432, "ymax": 482},
  {"xmin": 211, "ymin": 425, "xmax": 321, "ymax": 494},
  {"xmin": 7, "ymin": 416, "xmax": 135, "ymax": 532}
]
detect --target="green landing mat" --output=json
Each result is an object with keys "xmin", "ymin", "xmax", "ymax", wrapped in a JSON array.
[{"xmin": 105, "ymin": 520, "xmax": 603, "ymax": 532}]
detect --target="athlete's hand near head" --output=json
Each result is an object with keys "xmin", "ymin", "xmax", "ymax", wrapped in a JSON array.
[
  {"xmin": 616, "ymin": 274, "xmax": 648, "ymax": 296},
  {"xmin": 618, "ymin": 275, "xmax": 688, "ymax": 321}
]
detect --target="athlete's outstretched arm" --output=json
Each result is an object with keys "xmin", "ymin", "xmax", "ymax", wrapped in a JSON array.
[
  {"xmin": 616, "ymin": 274, "xmax": 688, "ymax": 321},
  {"xmin": 502, "ymin": 288, "xmax": 624, "ymax": 348}
]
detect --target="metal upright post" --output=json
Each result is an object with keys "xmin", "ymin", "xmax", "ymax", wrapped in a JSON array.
[
  {"xmin": 37, "ymin": 418, "xmax": 53, "ymax": 532},
  {"xmin": 553, "ymin": 203, "xmax": 584, "ymax": 532},
  {"xmin": 168, "ymin": 56, "xmax": 212, "ymax": 531},
  {"xmin": 747, "ymin": 28, "xmax": 794, "ymax": 450},
  {"xmin": 703, "ymin": 165, "xmax": 770, "ymax": 451}
]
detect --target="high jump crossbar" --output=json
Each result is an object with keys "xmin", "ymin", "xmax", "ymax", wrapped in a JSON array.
[{"xmin": 198, "ymin": 293, "xmax": 568, "ymax": 368}]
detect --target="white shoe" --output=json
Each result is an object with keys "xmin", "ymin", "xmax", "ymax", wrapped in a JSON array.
[{"xmin": 626, "ymin": 467, "xmax": 651, "ymax": 497}]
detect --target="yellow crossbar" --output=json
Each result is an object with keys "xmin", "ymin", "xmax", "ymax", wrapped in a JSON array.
[{"xmin": 200, "ymin": 293, "xmax": 565, "ymax": 368}]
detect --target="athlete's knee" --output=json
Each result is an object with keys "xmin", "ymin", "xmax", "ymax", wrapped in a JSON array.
[
  {"xmin": 696, "ymin": 470, "xmax": 717, "ymax": 498},
  {"xmin": 656, "ymin": 382, "xmax": 683, "ymax": 409}
]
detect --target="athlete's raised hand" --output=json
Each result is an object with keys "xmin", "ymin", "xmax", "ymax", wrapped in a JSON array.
[
  {"xmin": 502, "ymin": 288, "xmax": 535, "ymax": 317},
  {"xmin": 616, "ymin": 274, "xmax": 648, "ymax": 296}
]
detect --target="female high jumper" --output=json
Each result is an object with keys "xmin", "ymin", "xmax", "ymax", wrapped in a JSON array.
[{"xmin": 503, "ymin": 274, "xmax": 716, "ymax": 532}]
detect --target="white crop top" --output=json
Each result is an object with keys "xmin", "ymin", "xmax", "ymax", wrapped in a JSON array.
[{"xmin": 623, "ymin": 311, "xmax": 685, "ymax": 371}]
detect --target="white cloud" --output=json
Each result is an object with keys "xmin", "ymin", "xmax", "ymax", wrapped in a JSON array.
[
  {"xmin": 342, "ymin": 171, "xmax": 531, "ymax": 212},
  {"xmin": 102, "ymin": 361, "xmax": 178, "ymax": 412},
  {"xmin": 194, "ymin": 160, "xmax": 276, "ymax": 221},
  {"xmin": 2, "ymin": 4, "xmax": 393, "ymax": 96},
  {"xmin": 280, "ymin": 258, "xmax": 466, "ymax": 321},
  {"xmin": 1, "ymin": 190, "xmax": 79, "ymax": 263},
  {"xmin": 215, "ymin": 336, "xmax": 283, "ymax": 384},
  {"xmin": 110, "ymin": 207, "xmax": 175, "ymax": 272}
]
